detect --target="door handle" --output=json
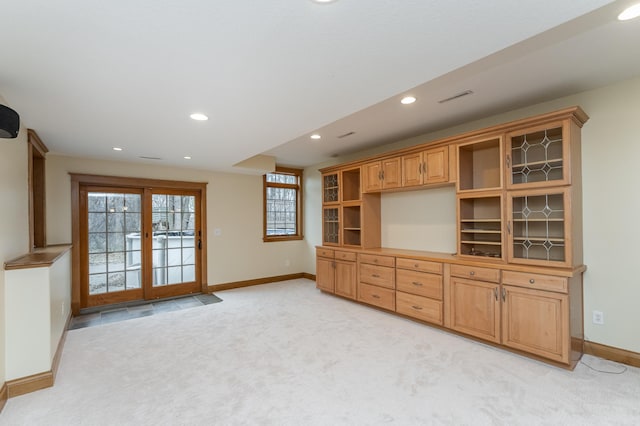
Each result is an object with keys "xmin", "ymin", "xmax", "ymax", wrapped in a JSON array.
[{"xmin": 198, "ymin": 239, "xmax": 202, "ymax": 250}]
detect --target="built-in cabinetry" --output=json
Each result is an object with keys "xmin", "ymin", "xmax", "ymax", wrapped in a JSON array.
[
  {"xmin": 322, "ymin": 167, "xmax": 381, "ymax": 248},
  {"xmin": 357, "ymin": 254, "xmax": 395, "ymax": 311},
  {"xmin": 395, "ymin": 258, "xmax": 444, "ymax": 325},
  {"xmin": 363, "ymin": 157, "xmax": 401, "ymax": 192},
  {"xmin": 402, "ymin": 146, "xmax": 449, "ymax": 187},
  {"xmin": 449, "ymin": 265, "xmax": 501, "ymax": 343},
  {"xmin": 316, "ymin": 106, "xmax": 588, "ymax": 369},
  {"xmin": 316, "ymin": 248, "xmax": 357, "ymax": 300}
]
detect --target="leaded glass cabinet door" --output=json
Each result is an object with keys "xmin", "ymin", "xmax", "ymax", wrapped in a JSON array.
[
  {"xmin": 506, "ymin": 188, "xmax": 572, "ymax": 267},
  {"xmin": 322, "ymin": 207, "xmax": 340, "ymax": 246},
  {"xmin": 322, "ymin": 172, "xmax": 340, "ymax": 204},
  {"xmin": 506, "ymin": 121, "xmax": 572, "ymax": 189}
]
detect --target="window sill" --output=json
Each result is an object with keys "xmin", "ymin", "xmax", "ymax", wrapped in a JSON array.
[{"xmin": 263, "ymin": 235, "xmax": 304, "ymax": 243}]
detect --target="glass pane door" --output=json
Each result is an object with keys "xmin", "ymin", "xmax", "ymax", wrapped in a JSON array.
[
  {"xmin": 85, "ymin": 190, "xmax": 143, "ymax": 306},
  {"xmin": 151, "ymin": 193, "xmax": 197, "ymax": 287},
  {"xmin": 81, "ymin": 185, "xmax": 202, "ymax": 309}
]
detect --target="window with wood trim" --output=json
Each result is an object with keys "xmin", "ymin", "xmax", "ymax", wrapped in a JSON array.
[{"xmin": 263, "ymin": 167, "xmax": 303, "ymax": 242}]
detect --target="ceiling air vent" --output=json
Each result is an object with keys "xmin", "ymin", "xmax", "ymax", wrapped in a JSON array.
[
  {"xmin": 338, "ymin": 131, "xmax": 355, "ymax": 139},
  {"xmin": 438, "ymin": 90, "xmax": 474, "ymax": 104},
  {"xmin": 139, "ymin": 156, "xmax": 162, "ymax": 160}
]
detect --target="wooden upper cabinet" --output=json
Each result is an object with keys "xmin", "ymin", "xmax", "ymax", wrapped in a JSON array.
[
  {"xmin": 363, "ymin": 157, "xmax": 401, "ymax": 192},
  {"xmin": 322, "ymin": 172, "xmax": 340, "ymax": 204},
  {"xmin": 402, "ymin": 146, "xmax": 449, "ymax": 188},
  {"xmin": 506, "ymin": 119, "xmax": 576, "ymax": 190}
]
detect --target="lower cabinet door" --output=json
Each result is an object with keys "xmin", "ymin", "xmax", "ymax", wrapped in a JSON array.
[
  {"xmin": 334, "ymin": 260, "xmax": 356, "ymax": 299},
  {"xmin": 396, "ymin": 291, "xmax": 443, "ymax": 325},
  {"xmin": 316, "ymin": 257, "xmax": 335, "ymax": 293},
  {"xmin": 502, "ymin": 285, "xmax": 569, "ymax": 363},
  {"xmin": 358, "ymin": 282, "xmax": 395, "ymax": 311},
  {"xmin": 449, "ymin": 277, "xmax": 501, "ymax": 343}
]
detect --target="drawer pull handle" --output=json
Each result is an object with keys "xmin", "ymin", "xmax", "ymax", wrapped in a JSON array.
[
  {"xmin": 469, "ymin": 271, "xmax": 475, "ymax": 276},
  {"xmin": 502, "ymin": 288, "xmax": 507, "ymax": 302},
  {"xmin": 412, "ymin": 281, "xmax": 423, "ymax": 287},
  {"xmin": 412, "ymin": 305, "xmax": 423, "ymax": 311},
  {"xmin": 493, "ymin": 287, "xmax": 498, "ymax": 301},
  {"xmin": 529, "ymin": 279, "xmax": 535, "ymax": 284},
  {"xmin": 372, "ymin": 294, "xmax": 380, "ymax": 299},
  {"xmin": 372, "ymin": 274, "xmax": 380, "ymax": 278}
]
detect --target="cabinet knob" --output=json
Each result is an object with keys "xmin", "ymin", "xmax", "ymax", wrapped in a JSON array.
[
  {"xmin": 529, "ymin": 279, "xmax": 535, "ymax": 284},
  {"xmin": 469, "ymin": 271, "xmax": 475, "ymax": 276},
  {"xmin": 414, "ymin": 263, "xmax": 419, "ymax": 268}
]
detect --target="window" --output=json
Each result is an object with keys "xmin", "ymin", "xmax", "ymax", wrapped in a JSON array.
[{"xmin": 263, "ymin": 167, "xmax": 303, "ymax": 242}]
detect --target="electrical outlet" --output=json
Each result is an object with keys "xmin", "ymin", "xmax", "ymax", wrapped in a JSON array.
[{"xmin": 592, "ymin": 310, "xmax": 604, "ymax": 325}]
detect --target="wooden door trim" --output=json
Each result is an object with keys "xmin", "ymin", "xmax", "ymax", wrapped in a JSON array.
[{"xmin": 70, "ymin": 174, "xmax": 208, "ymax": 315}]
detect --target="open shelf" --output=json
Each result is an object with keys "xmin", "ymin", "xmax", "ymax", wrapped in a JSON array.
[
  {"xmin": 458, "ymin": 137, "xmax": 502, "ymax": 191},
  {"xmin": 342, "ymin": 205, "xmax": 361, "ymax": 247},
  {"xmin": 341, "ymin": 168, "xmax": 361, "ymax": 202},
  {"xmin": 458, "ymin": 195, "xmax": 502, "ymax": 258}
]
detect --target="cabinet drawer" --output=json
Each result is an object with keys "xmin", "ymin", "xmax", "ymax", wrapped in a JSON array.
[
  {"xmin": 316, "ymin": 248, "xmax": 335, "ymax": 259},
  {"xmin": 358, "ymin": 283, "xmax": 395, "ymax": 311},
  {"xmin": 359, "ymin": 264, "xmax": 395, "ymax": 289},
  {"xmin": 334, "ymin": 250, "xmax": 357, "ymax": 262},
  {"xmin": 396, "ymin": 292, "xmax": 443, "ymax": 325},
  {"xmin": 502, "ymin": 271, "xmax": 568, "ymax": 293},
  {"xmin": 359, "ymin": 253, "xmax": 395, "ymax": 268},
  {"xmin": 396, "ymin": 258, "xmax": 442, "ymax": 274},
  {"xmin": 396, "ymin": 269, "xmax": 442, "ymax": 300},
  {"xmin": 450, "ymin": 264, "xmax": 500, "ymax": 283}
]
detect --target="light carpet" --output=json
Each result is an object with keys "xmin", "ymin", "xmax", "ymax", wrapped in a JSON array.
[{"xmin": 2, "ymin": 279, "xmax": 639, "ymax": 425}]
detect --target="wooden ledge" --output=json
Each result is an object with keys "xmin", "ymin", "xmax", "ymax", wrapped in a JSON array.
[{"xmin": 4, "ymin": 244, "xmax": 72, "ymax": 270}]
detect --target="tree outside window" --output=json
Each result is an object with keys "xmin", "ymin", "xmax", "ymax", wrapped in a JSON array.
[{"xmin": 263, "ymin": 167, "xmax": 303, "ymax": 242}]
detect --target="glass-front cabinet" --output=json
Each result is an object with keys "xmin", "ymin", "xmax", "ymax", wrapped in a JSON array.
[
  {"xmin": 322, "ymin": 207, "xmax": 340, "ymax": 246},
  {"xmin": 507, "ymin": 187, "xmax": 572, "ymax": 267},
  {"xmin": 323, "ymin": 172, "xmax": 340, "ymax": 204},
  {"xmin": 506, "ymin": 121, "xmax": 572, "ymax": 189}
]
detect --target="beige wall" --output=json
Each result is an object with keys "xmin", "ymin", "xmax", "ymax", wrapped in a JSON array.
[
  {"xmin": 46, "ymin": 156, "xmax": 311, "ymax": 285},
  {"xmin": 306, "ymin": 75, "xmax": 640, "ymax": 353},
  {"xmin": 0, "ymin": 96, "xmax": 30, "ymax": 385}
]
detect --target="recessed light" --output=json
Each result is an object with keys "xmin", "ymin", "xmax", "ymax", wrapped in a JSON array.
[
  {"xmin": 401, "ymin": 96, "xmax": 417, "ymax": 105},
  {"xmin": 310, "ymin": 134, "xmax": 321, "ymax": 140},
  {"xmin": 184, "ymin": 156, "xmax": 192, "ymax": 160},
  {"xmin": 190, "ymin": 113, "xmax": 208, "ymax": 121},
  {"xmin": 618, "ymin": 4, "xmax": 640, "ymax": 20},
  {"xmin": 113, "ymin": 147, "xmax": 123, "ymax": 151},
  {"xmin": 312, "ymin": 0, "xmax": 337, "ymax": 3}
]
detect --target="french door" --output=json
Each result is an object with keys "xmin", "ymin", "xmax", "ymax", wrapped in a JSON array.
[{"xmin": 79, "ymin": 183, "xmax": 204, "ymax": 309}]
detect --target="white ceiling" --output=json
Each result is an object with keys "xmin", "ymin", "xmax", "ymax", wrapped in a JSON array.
[{"xmin": 1, "ymin": 0, "xmax": 638, "ymax": 173}]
